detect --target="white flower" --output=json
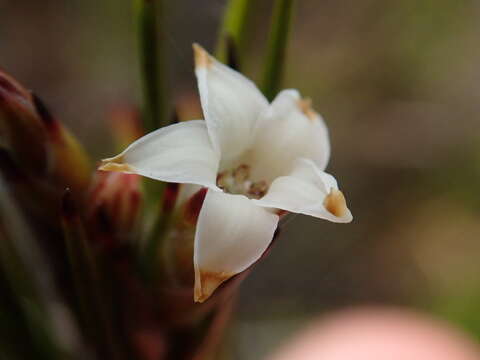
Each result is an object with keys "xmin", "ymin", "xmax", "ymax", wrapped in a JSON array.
[{"xmin": 100, "ymin": 44, "xmax": 352, "ymax": 302}]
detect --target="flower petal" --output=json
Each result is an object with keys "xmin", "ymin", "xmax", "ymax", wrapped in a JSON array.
[
  {"xmin": 254, "ymin": 159, "xmax": 352, "ymax": 223},
  {"xmin": 193, "ymin": 190, "xmax": 279, "ymax": 302},
  {"xmin": 193, "ymin": 44, "xmax": 269, "ymax": 167},
  {"xmin": 99, "ymin": 120, "xmax": 220, "ymax": 189},
  {"xmin": 250, "ymin": 90, "xmax": 331, "ymax": 182}
]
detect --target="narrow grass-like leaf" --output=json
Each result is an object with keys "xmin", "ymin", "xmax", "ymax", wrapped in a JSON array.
[
  {"xmin": 261, "ymin": 0, "xmax": 296, "ymax": 101},
  {"xmin": 216, "ymin": 0, "xmax": 254, "ymax": 65},
  {"xmin": 133, "ymin": 0, "xmax": 168, "ymax": 133},
  {"xmin": 133, "ymin": 0, "xmax": 168, "ymax": 229}
]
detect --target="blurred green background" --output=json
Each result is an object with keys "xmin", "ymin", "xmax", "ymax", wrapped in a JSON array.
[{"xmin": 2, "ymin": 0, "xmax": 480, "ymax": 358}]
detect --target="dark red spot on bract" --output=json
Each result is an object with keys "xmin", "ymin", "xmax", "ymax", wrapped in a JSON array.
[
  {"xmin": 162, "ymin": 182, "xmax": 180, "ymax": 213},
  {"xmin": 184, "ymin": 187, "xmax": 207, "ymax": 225}
]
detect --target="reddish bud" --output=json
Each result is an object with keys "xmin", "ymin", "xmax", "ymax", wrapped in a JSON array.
[
  {"xmin": 32, "ymin": 95, "xmax": 91, "ymax": 193},
  {"xmin": 88, "ymin": 170, "xmax": 142, "ymax": 246},
  {"xmin": 0, "ymin": 70, "xmax": 49, "ymax": 174}
]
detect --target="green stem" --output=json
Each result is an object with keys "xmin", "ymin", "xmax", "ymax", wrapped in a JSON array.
[
  {"xmin": 216, "ymin": 0, "xmax": 254, "ymax": 64},
  {"xmin": 140, "ymin": 206, "xmax": 172, "ymax": 282},
  {"xmin": 133, "ymin": 0, "xmax": 168, "ymax": 133},
  {"xmin": 261, "ymin": 0, "xmax": 296, "ymax": 101},
  {"xmin": 133, "ymin": 0, "xmax": 169, "ymax": 270}
]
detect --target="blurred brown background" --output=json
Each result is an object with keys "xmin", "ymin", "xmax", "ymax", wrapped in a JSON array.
[{"xmin": 2, "ymin": 0, "xmax": 480, "ymax": 358}]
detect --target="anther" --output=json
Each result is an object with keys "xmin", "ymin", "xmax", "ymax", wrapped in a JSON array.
[
  {"xmin": 249, "ymin": 180, "xmax": 268, "ymax": 199},
  {"xmin": 233, "ymin": 164, "xmax": 250, "ymax": 183}
]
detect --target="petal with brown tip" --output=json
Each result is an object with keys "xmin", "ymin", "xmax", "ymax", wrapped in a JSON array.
[
  {"xmin": 254, "ymin": 158, "xmax": 352, "ymax": 223},
  {"xmin": 193, "ymin": 190, "xmax": 279, "ymax": 302},
  {"xmin": 99, "ymin": 120, "xmax": 221, "ymax": 189}
]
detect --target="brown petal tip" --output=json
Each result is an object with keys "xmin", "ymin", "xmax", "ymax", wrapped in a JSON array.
[
  {"xmin": 194, "ymin": 270, "xmax": 232, "ymax": 303},
  {"xmin": 192, "ymin": 43, "xmax": 213, "ymax": 69},
  {"xmin": 98, "ymin": 154, "xmax": 133, "ymax": 173},
  {"xmin": 323, "ymin": 189, "xmax": 348, "ymax": 218},
  {"xmin": 297, "ymin": 97, "xmax": 318, "ymax": 121}
]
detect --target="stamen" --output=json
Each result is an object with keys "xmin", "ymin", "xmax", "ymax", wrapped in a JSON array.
[
  {"xmin": 216, "ymin": 164, "xmax": 269, "ymax": 199},
  {"xmin": 216, "ymin": 171, "xmax": 233, "ymax": 191},
  {"xmin": 248, "ymin": 180, "xmax": 268, "ymax": 199},
  {"xmin": 233, "ymin": 164, "xmax": 250, "ymax": 183}
]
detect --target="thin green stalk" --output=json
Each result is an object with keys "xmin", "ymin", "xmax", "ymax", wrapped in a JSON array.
[
  {"xmin": 133, "ymin": 0, "xmax": 169, "ymax": 274},
  {"xmin": 216, "ymin": 0, "xmax": 254, "ymax": 64},
  {"xmin": 133, "ymin": 0, "xmax": 168, "ymax": 133},
  {"xmin": 140, "ymin": 206, "xmax": 173, "ymax": 282},
  {"xmin": 261, "ymin": 0, "xmax": 295, "ymax": 101}
]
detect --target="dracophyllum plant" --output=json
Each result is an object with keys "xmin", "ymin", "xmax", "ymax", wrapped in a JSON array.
[{"xmin": 100, "ymin": 44, "xmax": 352, "ymax": 303}]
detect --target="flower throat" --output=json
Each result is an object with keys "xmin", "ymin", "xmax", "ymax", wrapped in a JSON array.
[{"xmin": 216, "ymin": 164, "xmax": 268, "ymax": 199}]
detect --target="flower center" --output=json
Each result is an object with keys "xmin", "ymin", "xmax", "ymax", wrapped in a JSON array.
[{"xmin": 216, "ymin": 164, "xmax": 268, "ymax": 199}]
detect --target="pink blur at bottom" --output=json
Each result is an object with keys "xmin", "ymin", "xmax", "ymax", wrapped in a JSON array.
[{"xmin": 268, "ymin": 306, "xmax": 480, "ymax": 360}]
